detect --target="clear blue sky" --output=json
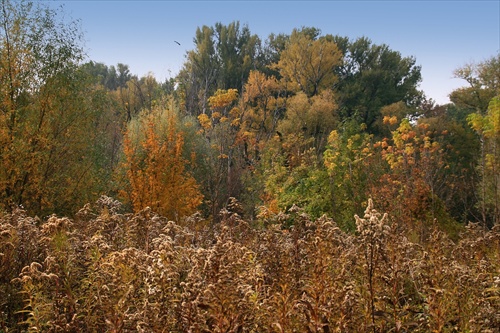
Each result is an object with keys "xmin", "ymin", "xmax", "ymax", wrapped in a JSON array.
[{"xmin": 46, "ymin": 0, "xmax": 499, "ymax": 105}]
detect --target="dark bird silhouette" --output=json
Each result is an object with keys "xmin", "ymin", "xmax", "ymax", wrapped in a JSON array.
[{"xmin": 174, "ymin": 41, "xmax": 181, "ymax": 45}]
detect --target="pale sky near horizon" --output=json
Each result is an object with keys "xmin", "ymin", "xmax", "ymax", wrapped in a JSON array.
[{"xmin": 45, "ymin": 0, "xmax": 499, "ymax": 105}]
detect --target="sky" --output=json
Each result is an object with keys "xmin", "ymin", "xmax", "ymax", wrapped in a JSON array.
[{"xmin": 45, "ymin": 0, "xmax": 499, "ymax": 105}]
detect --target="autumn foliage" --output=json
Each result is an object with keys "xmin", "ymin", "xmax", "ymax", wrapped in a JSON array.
[
  {"xmin": 2, "ymin": 1, "xmax": 500, "ymax": 331},
  {"xmin": 120, "ymin": 106, "xmax": 203, "ymax": 221}
]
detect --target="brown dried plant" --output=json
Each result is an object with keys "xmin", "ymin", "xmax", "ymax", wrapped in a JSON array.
[{"xmin": 1, "ymin": 197, "xmax": 499, "ymax": 332}]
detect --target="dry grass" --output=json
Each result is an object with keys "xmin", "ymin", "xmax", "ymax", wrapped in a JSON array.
[{"xmin": 1, "ymin": 196, "xmax": 499, "ymax": 332}]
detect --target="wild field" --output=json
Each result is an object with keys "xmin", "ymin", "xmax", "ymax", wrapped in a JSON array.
[{"xmin": 1, "ymin": 196, "xmax": 498, "ymax": 332}]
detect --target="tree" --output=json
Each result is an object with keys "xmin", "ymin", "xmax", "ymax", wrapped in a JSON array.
[
  {"xmin": 333, "ymin": 36, "xmax": 423, "ymax": 133},
  {"xmin": 468, "ymin": 96, "xmax": 500, "ymax": 226},
  {"xmin": 179, "ymin": 25, "xmax": 218, "ymax": 115},
  {"xmin": 256, "ymin": 89, "xmax": 339, "ymax": 220},
  {"xmin": 373, "ymin": 118, "xmax": 459, "ymax": 238},
  {"xmin": 240, "ymin": 70, "xmax": 285, "ymax": 161},
  {"xmin": 214, "ymin": 21, "xmax": 262, "ymax": 92},
  {"xmin": 323, "ymin": 122, "xmax": 377, "ymax": 229},
  {"xmin": 120, "ymin": 104, "xmax": 203, "ymax": 221},
  {"xmin": 0, "ymin": 0, "xmax": 111, "ymax": 216},
  {"xmin": 197, "ymin": 89, "xmax": 242, "ymax": 220},
  {"xmin": 450, "ymin": 54, "xmax": 500, "ymax": 114},
  {"xmin": 452, "ymin": 54, "xmax": 500, "ymax": 226},
  {"xmin": 178, "ymin": 21, "xmax": 262, "ymax": 116},
  {"xmin": 274, "ymin": 29, "xmax": 342, "ymax": 97}
]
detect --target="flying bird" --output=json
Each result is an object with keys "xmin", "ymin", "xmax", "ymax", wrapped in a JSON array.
[{"xmin": 174, "ymin": 41, "xmax": 181, "ymax": 45}]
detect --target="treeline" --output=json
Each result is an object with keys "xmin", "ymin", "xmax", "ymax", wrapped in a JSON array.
[{"xmin": 1, "ymin": 1, "xmax": 499, "ymax": 230}]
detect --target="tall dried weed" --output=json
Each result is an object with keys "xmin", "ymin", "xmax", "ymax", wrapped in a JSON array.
[{"xmin": 1, "ymin": 196, "xmax": 499, "ymax": 332}]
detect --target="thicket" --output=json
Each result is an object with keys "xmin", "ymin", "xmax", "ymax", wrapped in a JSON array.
[{"xmin": 1, "ymin": 196, "xmax": 499, "ymax": 332}]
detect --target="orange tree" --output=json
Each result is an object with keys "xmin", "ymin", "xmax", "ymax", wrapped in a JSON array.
[{"xmin": 120, "ymin": 103, "xmax": 203, "ymax": 221}]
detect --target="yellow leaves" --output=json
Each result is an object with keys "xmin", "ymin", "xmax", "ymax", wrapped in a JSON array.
[
  {"xmin": 229, "ymin": 106, "xmax": 240, "ymax": 118},
  {"xmin": 208, "ymin": 89, "xmax": 239, "ymax": 110},
  {"xmin": 230, "ymin": 117, "xmax": 241, "ymax": 127},
  {"xmin": 276, "ymin": 33, "xmax": 341, "ymax": 96},
  {"xmin": 243, "ymin": 70, "xmax": 279, "ymax": 103},
  {"xmin": 198, "ymin": 113, "xmax": 211, "ymax": 130},
  {"xmin": 327, "ymin": 130, "xmax": 339, "ymax": 146},
  {"xmin": 383, "ymin": 115, "xmax": 398, "ymax": 125}
]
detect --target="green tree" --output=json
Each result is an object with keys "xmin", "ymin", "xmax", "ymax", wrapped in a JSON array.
[
  {"xmin": 450, "ymin": 54, "xmax": 500, "ymax": 114},
  {"xmin": 333, "ymin": 36, "xmax": 423, "ymax": 133},
  {"xmin": 452, "ymin": 54, "xmax": 500, "ymax": 226},
  {"xmin": 417, "ymin": 101, "xmax": 480, "ymax": 224},
  {"xmin": 468, "ymin": 96, "xmax": 500, "ymax": 226},
  {"xmin": 178, "ymin": 21, "xmax": 262, "ymax": 116},
  {"xmin": 214, "ymin": 21, "xmax": 262, "ymax": 92},
  {"xmin": 324, "ymin": 123, "xmax": 376, "ymax": 229}
]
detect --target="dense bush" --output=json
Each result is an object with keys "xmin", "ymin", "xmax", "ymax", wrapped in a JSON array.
[{"xmin": 1, "ymin": 196, "xmax": 499, "ymax": 332}]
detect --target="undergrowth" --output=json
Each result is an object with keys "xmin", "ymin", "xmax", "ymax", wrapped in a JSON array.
[{"xmin": 1, "ymin": 196, "xmax": 499, "ymax": 332}]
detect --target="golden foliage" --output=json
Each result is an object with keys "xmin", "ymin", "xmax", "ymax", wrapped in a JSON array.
[
  {"xmin": 121, "ymin": 106, "xmax": 203, "ymax": 221},
  {"xmin": 275, "ymin": 32, "xmax": 342, "ymax": 96}
]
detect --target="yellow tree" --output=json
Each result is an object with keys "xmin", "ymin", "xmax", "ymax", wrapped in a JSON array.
[
  {"xmin": 274, "ymin": 30, "xmax": 342, "ymax": 97},
  {"xmin": 121, "ymin": 105, "xmax": 203, "ymax": 221},
  {"xmin": 373, "ymin": 117, "xmax": 460, "ymax": 238},
  {"xmin": 468, "ymin": 96, "xmax": 500, "ymax": 226},
  {"xmin": 196, "ymin": 89, "xmax": 242, "ymax": 219},
  {"xmin": 241, "ymin": 70, "xmax": 286, "ymax": 158}
]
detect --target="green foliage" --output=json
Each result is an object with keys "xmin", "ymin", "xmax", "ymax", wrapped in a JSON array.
[
  {"xmin": 468, "ymin": 96, "xmax": 500, "ymax": 226},
  {"xmin": 324, "ymin": 122, "xmax": 376, "ymax": 230},
  {"xmin": 178, "ymin": 21, "xmax": 262, "ymax": 115},
  {"xmin": 451, "ymin": 54, "xmax": 500, "ymax": 114},
  {"xmin": 333, "ymin": 36, "xmax": 423, "ymax": 134}
]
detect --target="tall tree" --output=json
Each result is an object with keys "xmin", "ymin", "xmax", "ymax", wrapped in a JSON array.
[
  {"xmin": 214, "ymin": 21, "xmax": 262, "ymax": 91},
  {"xmin": 452, "ymin": 54, "xmax": 500, "ymax": 226},
  {"xmin": 274, "ymin": 29, "xmax": 342, "ymax": 97},
  {"xmin": 178, "ymin": 21, "xmax": 261, "ymax": 116},
  {"xmin": 468, "ymin": 96, "xmax": 500, "ymax": 226},
  {"xmin": 0, "ymin": 0, "xmax": 110, "ymax": 216},
  {"xmin": 197, "ymin": 89, "xmax": 242, "ymax": 220},
  {"xmin": 333, "ymin": 36, "xmax": 423, "ymax": 133},
  {"xmin": 450, "ymin": 54, "xmax": 500, "ymax": 114}
]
